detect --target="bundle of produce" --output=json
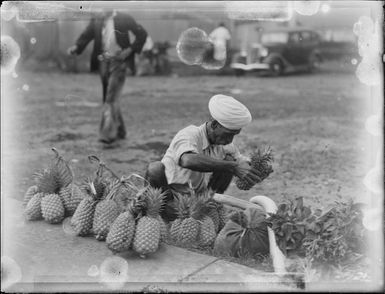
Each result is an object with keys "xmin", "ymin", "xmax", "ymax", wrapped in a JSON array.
[
  {"xmin": 106, "ymin": 190, "xmax": 146, "ymax": 253},
  {"xmin": 92, "ymin": 174, "xmax": 138, "ymax": 241},
  {"xmin": 213, "ymin": 206, "xmax": 270, "ymax": 258},
  {"xmin": 235, "ymin": 146, "xmax": 274, "ymax": 190},
  {"xmin": 59, "ymin": 183, "xmax": 86, "ymax": 217},
  {"xmin": 24, "ymin": 148, "xmax": 73, "ymax": 224},
  {"xmin": 71, "ymin": 155, "xmax": 110, "ymax": 236},
  {"xmin": 267, "ymin": 197, "xmax": 368, "ymax": 265},
  {"xmin": 170, "ymin": 191, "xmax": 217, "ymax": 248},
  {"xmin": 132, "ymin": 187, "xmax": 168, "ymax": 258}
]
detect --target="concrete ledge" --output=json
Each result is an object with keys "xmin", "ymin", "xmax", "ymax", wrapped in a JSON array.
[{"xmin": 2, "ymin": 197, "xmax": 299, "ymax": 292}]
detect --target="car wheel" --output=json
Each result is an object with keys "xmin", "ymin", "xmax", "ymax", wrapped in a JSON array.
[
  {"xmin": 268, "ymin": 59, "xmax": 283, "ymax": 76},
  {"xmin": 234, "ymin": 69, "xmax": 245, "ymax": 77},
  {"xmin": 308, "ymin": 55, "xmax": 321, "ymax": 72}
]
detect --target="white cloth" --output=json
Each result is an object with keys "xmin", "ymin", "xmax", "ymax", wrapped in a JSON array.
[
  {"xmin": 102, "ymin": 13, "xmax": 121, "ymax": 56},
  {"xmin": 208, "ymin": 94, "xmax": 252, "ymax": 130},
  {"xmin": 142, "ymin": 35, "xmax": 154, "ymax": 52},
  {"xmin": 161, "ymin": 123, "xmax": 241, "ymax": 193},
  {"xmin": 209, "ymin": 26, "xmax": 231, "ymax": 60}
]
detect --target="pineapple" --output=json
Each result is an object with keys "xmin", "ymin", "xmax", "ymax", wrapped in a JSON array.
[
  {"xmin": 41, "ymin": 193, "xmax": 65, "ymax": 224},
  {"xmin": 59, "ymin": 184, "xmax": 85, "ymax": 216},
  {"xmin": 198, "ymin": 216, "xmax": 216, "ymax": 247},
  {"xmin": 132, "ymin": 187, "xmax": 166, "ymax": 257},
  {"xmin": 177, "ymin": 197, "xmax": 209, "ymax": 246},
  {"xmin": 34, "ymin": 148, "xmax": 73, "ymax": 195},
  {"xmin": 106, "ymin": 192, "xmax": 146, "ymax": 252},
  {"xmin": 106, "ymin": 210, "xmax": 136, "ymax": 252},
  {"xmin": 236, "ymin": 146, "xmax": 274, "ymax": 190},
  {"xmin": 207, "ymin": 203, "xmax": 220, "ymax": 233},
  {"xmin": 71, "ymin": 179, "xmax": 104, "ymax": 236},
  {"xmin": 24, "ymin": 192, "xmax": 45, "ymax": 221},
  {"xmin": 23, "ymin": 185, "xmax": 39, "ymax": 207},
  {"xmin": 92, "ymin": 179, "xmax": 121, "ymax": 241},
  {"xmin": 157, "ymin": 216, "xmax": 169, "ymax": 243},
  {"xmin": 71, "ymin": 196, "xmax": 98, "ymax": 236},
  {"xmin": 170, "ymin": 193, "xmax": 191, "ymax": 242},
  {"xmin": 217, "ymin": 203, "xmax": 227, "ymax": 232}
]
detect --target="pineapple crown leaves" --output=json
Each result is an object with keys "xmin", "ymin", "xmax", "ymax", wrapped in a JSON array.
[
  {"xmin": 140, "ymin": 186, "xmax": 167, "ymax": 218},
  {"xmin": 33, "ymin": 148, "xmax": 74, "ymax": 194},
  {"xmin": 189, "ymin": 196, "xmax": 212, "ymax": 220},
  {"xmin": 83, "ymin": 155, "xmax": 121, "ymax": 200},
  {"xmin": 173, "ymin": 192, "xmax": 192, "ymax": 219}
]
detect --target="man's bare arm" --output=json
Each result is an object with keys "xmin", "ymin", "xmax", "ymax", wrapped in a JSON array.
[{"xmin": 179, "ymin": 153, "xmax": 260, "ymax": 185}]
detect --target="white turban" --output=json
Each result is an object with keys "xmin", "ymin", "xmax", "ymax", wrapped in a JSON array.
[{"xmin": 208, "ymin": 94, "xmax": 252, "ymax": 130}]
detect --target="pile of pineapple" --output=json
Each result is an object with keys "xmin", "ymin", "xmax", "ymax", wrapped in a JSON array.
[
  {"xmin": 23, "ymin": 148, "xmax": 85, "ymax": 224},
  {"xmin": 235, "ymin": 146, "xmax": 274, "ymax": 190},
  {"xmin": 169, "ymin": 190, "xmax": 228, "ymax": 249},
  {"xmin": 22, "ymin": 149, "xmax": 176, "ymax": 258}
]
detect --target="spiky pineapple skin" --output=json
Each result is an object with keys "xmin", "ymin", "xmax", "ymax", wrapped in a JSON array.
[
  {"xmin": 236, "ymin": 148, "xmax": 273, "ymax": 190},
  {"xmin": 24, "ymin": 192, "xmax": 45, "ymax": 221},
  {"xmin": 71, "ymin": 197, "xmax": 97, "ymax": 236},
  {"xmin": 59, "ymin": 184, "xmax": 85, "ymax": 216},
  {"xmin": 217, "ymin": 204, "xmax": 227, "ymax": 232},
  {"xmin": 41, "ymin": 193, "xmax": 65, "ymax": 224},
  {"xmin": 133, "ymin": 216, "xmax": 161, "ymax": 255},
  {"xmin": 198, "ymin": 216, "xmax": 216, "ymax": 247},
  {"xmin": 157, "ymin": 216, "xmax": 169, "ymax": 243},
  {"xmin": 207, "ymin": 207, "xmax": 220, "ymax": 232},
  {"xmin": 106, "ymin": 211, "xmax": 136, "ymax": 252},
  {"xmin": 170, "ymin": 218, "xmax": 183, "ymax": 241},
  {"xmin": 23, "ymin": 185, "xmax": 39, "ymax": 207},
  {"xmin": 93, "ymin": 199, "xmax": 120, "ymax": 241},
  {"xmin": 178, "ymin": 218, "xmax": 200, "ymax": 245}
]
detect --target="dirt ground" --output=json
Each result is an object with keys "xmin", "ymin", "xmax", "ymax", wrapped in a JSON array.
[{"xmin": 2, "ymin": 62, "xmax": 376, "ymax": 211}]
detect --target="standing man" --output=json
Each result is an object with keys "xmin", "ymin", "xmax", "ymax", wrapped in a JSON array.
[
  {"xmin": 145, "ymin": 94, "xmax": 261, "ymax": 221},
  {"xmin": 209, "ymin": 22, "xmax": 231, "ymax": 63},
  {"xmin": 68, "ymin": 9, "xmax": 147, "ymax": 144}
]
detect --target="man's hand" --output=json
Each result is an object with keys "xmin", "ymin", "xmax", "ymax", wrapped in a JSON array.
[
  {"xmin": 67, "ymin": 45, "xmax": 78, "ymax": 56},
  {"xmin": 234, "ymin": 159, "xmax": 262, "ymax": 186}
]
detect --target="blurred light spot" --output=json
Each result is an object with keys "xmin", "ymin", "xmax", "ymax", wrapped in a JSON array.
[
  {"xmin": 357, "ymin": 33, "xmax": 381, "ymax": 58},
  {"xmin": 71, "ymin": 159, "xmax": 79, "ymax": 163},
  {"xmin": 362, "ymin": 208, "xmax": 382, "ymax": 231},
  {"xmin": 12, "ymin": 72, "xmax": 18, "ymax": 78},
  {"xmin": 230, "ymin": 88, "xmax": 243, "ymax": 95},
  {"xmin": 62, "ymin": 217, "xmax": 77, "ymax": 236},
  {"xmin": 321, "ymin": 3, "xmax": 330, "ymax": 13},
  {"xmin": 356, "ymin": 57, "xmax": 381, "ymax": 86},
  {"xmin": 353, "ymin": 16, "xmax": 374, "ymax": 36},
  {"xmin": 176, "ymin": 27, "xmax": 210, "ymax": 65},
  {"xmin": 1, "ymin": 4, "xmax": 18, "ymax": 21},
  {"xmin": 1, "ymin": 35, "xmax": 21, "ymax": 75},
  {"xmin": 293, "ymin": 1, "xmax": 321, "ymax": 16},
  {"xmin": 88, "ymin": 265, "xmax": 99, "ymax": 277},
  {"xmin": 1, "ymin": 256, "xmax": 22, "ymax": 289},
  {"xmin": 22, "ymin": 84, "xmax": 30, "ymax": 91},
  {"xmin": 351, "ymin": 58, "xmax": 358, "ymax": 65},
  {"xmin": 225, "ymin": 1, "xmax": 291, "ymax": 21},
  {"xmin": 30, "ymin": 38, "xmax": 37, "ymax": 45},
  {"xmin": 365, "ymin": 115, "xmax": 382, "ymax": 137},
  {"xmin": 363, "ymin": 167, "xmax": 383, "ymax": 194},
  {"xmin": 99, "ymin": 256, "xmax": 129, "ymax": 290}
]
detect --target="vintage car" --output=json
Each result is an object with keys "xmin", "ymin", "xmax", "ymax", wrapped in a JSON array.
[{"xmin": 230, "ymin": 27, "xmax": 323, "ymax": 76}]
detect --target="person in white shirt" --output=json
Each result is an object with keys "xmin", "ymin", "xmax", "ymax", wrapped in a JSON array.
[
  {"xmin": 209, "ymin": 22, "xmax": 231, "ymax": 62},
  {"xmin": 145, "ymin": 94, "xmax": 261, "ymax": 221}
]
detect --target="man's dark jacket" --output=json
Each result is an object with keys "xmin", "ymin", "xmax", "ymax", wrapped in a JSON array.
[{"xmin": 74, "ymin": 12, "xmax": 148, "ymax": 72}]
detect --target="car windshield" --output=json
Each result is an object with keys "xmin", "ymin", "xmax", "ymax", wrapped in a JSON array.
[{"xmin": 261, "ymin": 32, "xmax": 289, "ymax": 44}]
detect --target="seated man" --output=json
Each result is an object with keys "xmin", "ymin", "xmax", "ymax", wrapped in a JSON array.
[{"xmin": 145, "ymin": 94, "xmax": 261, "ymax": 221}]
